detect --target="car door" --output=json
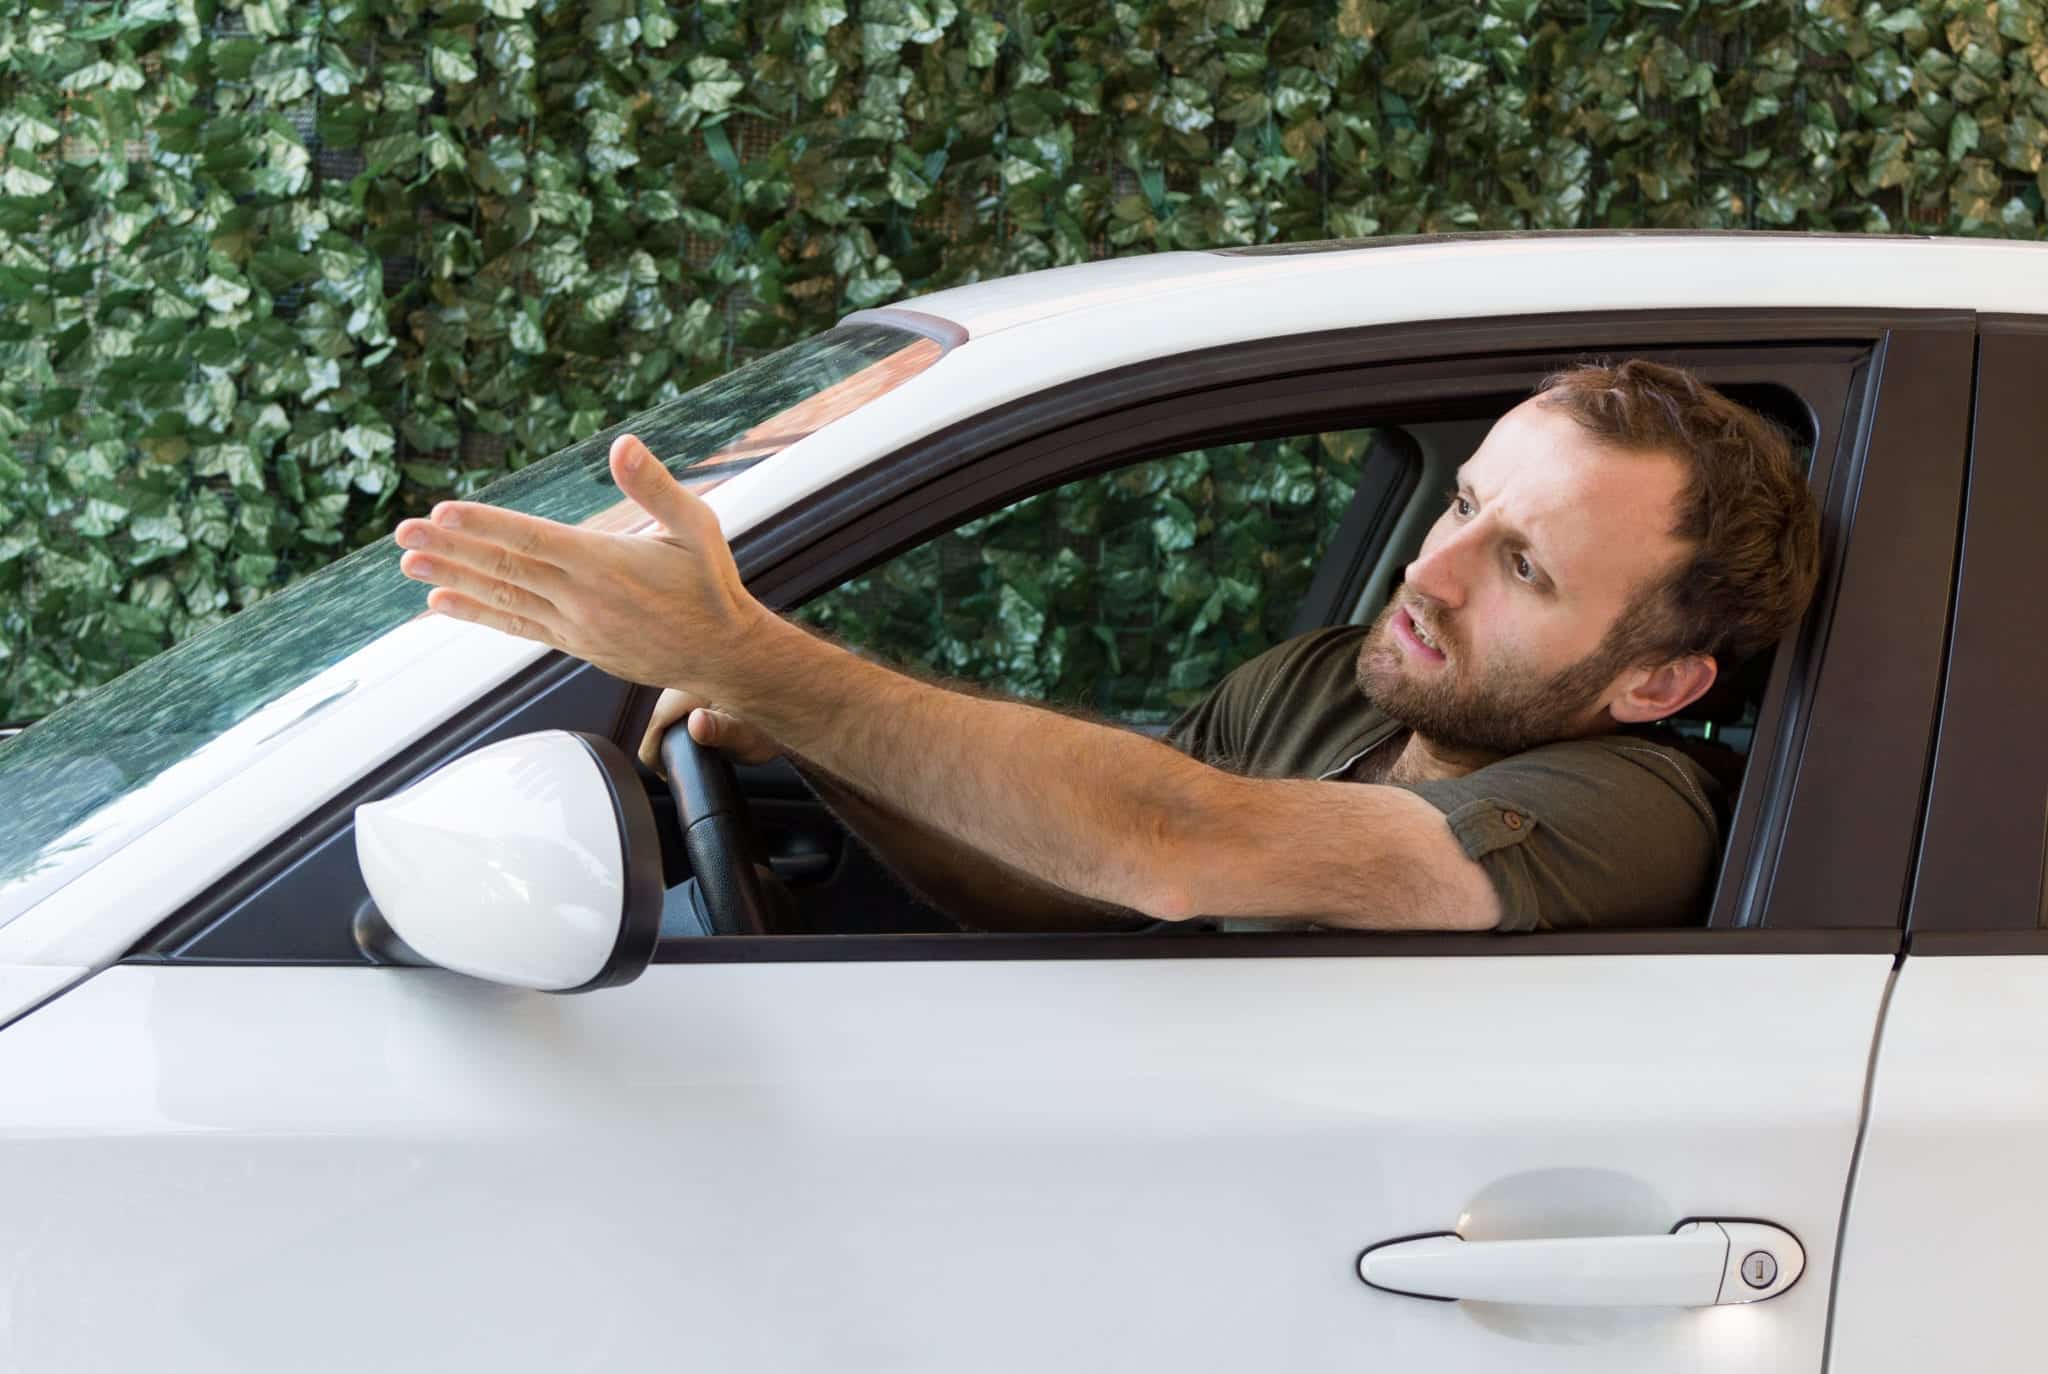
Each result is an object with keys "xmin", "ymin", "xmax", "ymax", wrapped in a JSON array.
[
  {"xmin": 0, "ymin": 313, "xmax": 1965, "ymax": 1373},
  {"xmin": 1825, "ymin": 318, "xmax": 2048, "ymax": 1370}
]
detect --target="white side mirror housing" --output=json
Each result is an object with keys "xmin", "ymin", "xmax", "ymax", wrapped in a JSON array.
[{"xmin": 353, "ymin": 730, "xmax": 662, "ymax": 992}]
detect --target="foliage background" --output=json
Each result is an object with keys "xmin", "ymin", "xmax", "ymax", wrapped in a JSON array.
[
  {"xmin": 2, "ymin": 0, "xmax": 2045, "ymax": 720},
  {"xmin": 800, "ymin": 431, "xmax": 1373, "ymax": 722}
]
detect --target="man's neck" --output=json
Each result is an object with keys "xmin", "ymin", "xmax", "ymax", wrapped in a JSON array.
[{"xmin": 1383, "ymin": 732, "xmax": 1506, "ymax": 786}]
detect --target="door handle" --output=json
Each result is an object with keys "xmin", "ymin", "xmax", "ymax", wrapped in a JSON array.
[{"xmin": 1357, "ymin": 1219, "xmax": 1804, "ymax": 1307}]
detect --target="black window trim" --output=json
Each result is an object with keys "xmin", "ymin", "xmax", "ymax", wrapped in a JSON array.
[
  {"xmin": 130, "ymin": 307, "xmax": 1969, "ymax": 969},
  {"xmin": 1902, "ymin": 315, "xmax": 2048, "ymax": 942}
]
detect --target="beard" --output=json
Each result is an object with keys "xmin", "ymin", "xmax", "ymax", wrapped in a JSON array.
[{"xmin": 1356, "ymin": 597, "xmax": 1631, "ymax": 757}]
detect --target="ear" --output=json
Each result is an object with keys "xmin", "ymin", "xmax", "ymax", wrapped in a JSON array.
[{"xmin": 1607, "ymin": 653, "xmax": 1718, "ymax": 726}]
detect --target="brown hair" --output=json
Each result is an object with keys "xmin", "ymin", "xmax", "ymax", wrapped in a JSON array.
[{"xmin": 1537, "ymin": 359, "xmax": 1822, "ymax": 668}]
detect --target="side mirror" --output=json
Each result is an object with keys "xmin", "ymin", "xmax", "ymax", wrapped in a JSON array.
[{"xmin": 353, "ymin": 730, "xmax": 662, "ymax": 992}]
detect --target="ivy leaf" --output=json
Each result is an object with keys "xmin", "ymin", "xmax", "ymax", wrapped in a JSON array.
[
  {"xmin": 2003, "ymin": 115, "xmax": 2047, "ymax": 175},
  {"xmin": 510, "ymin": 308, "xmax": 547, "ymax": 355},
  {"xmin": 0, "ymin": 164, "xmax": 55, "ymax": 197},
  {"xmin": 967, "ymin": 16, "xmax": 1002, "ymax": 66},
  {"xmin": 59, "ymin": 61, "xmax": 145, "ymax": 95},
  {"xmin": 342, "ymin": 422, "xmax": 397, "ymax": 460},
  {"xmin": 401, "ymin": 462, "xmax": 457, "ymax": 489},
  {"xmin": 582, "ymin": 268, "xmax": 630, "ymax": 322},
  {"xmin": 642, "ymin": 1, "xmax": 680, "ymax": 49},
  {"xmin": 195, "ymin": 444, "xmax": 265, "ymax": 494},
  {"xmin": 187, "ymin": 490, "xmax": 232, "ymax": 551},
  {"xmin": 687, "ymin": 56, "xmax": 744, "ymax": 114},
  {"xmin": 429, "ymin": 36, "xmax": 480, "ymax": 88},
  {"xmin": 1949, "ymin": 114, "xmax": 1981, "ymax": 164}
]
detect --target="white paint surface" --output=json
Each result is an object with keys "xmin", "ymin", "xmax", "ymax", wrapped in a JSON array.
[
  {"xmin": 355, "ymin": 731, "xmax": 625, "ymax": 991},
  {"xmin": 0, "ymin": 954, "xmax": 1887, "ymax": 1372},
  {"xmin": 0, "ymin": 964, "xmax": 88, "ymax": 1031},
  {"xmin": 1828, "ymin": 956, "xmax": 2048, "ymax": 1370}
]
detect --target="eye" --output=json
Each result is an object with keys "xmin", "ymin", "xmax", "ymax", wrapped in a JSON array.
[
  {"xmin": 1448, "ymin": 490, "xmax": 1475, "ymax": 518},
  {"xmin": 1511, "ymin": 552, "xmax": 1537, "ymax": 583}
]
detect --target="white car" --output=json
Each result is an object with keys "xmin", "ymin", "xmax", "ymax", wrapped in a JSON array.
[{"xmin": 2, "ymin": 232, "xmax": 2045, "ymax": 1371}]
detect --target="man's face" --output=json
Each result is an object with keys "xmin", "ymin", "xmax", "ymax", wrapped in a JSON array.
[{"xmin": 1359, "ymin": 397, "xmax": 1693, "ymax": 756}]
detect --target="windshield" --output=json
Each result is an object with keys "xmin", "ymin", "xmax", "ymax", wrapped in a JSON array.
[{"xmin": 0, "ymin": 322, "xmax": 939, "ymax": 924}]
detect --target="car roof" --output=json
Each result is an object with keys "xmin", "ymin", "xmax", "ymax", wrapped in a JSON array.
[{"xmin": 870, "ymin": 231, "xmax": 2048, "ymax": 340}]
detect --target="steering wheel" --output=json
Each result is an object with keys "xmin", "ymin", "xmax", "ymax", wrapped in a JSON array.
[{"xmin": 658, "ymin": 725, "xmax": 781, "ymax": 936}]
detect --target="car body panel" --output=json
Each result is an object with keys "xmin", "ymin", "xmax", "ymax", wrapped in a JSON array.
[
  {"xmin": 1825, "ymin": 328, "xmax": 2048, "ymax": 1368},
  {"xmin": 0, "ymin": 965, "xmax": 85, "ymax": 1033},
  {"xmin": 0, "ymin": 955, "xmax": 1889, "ymax": 1371},
  {"xmin": 888, "ymin": 236, "xmax": 2048, "ymax": 342},
  {"xmin": 1827, "ymin": 957, "xmax": 2048, "ymax": 1371}
]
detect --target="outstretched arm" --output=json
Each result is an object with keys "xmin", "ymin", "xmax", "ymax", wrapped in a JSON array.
[
  {"xmin": 395, "ymin": 435, "xmax": 1499, "ymax": 930},
  {"xmin": 641, "ymin": 692, "xmax": 1148, "ymax": 931}
]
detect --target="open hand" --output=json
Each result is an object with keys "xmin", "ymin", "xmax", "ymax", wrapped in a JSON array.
[{"xmin": 393, "ymin": 434, "xmax": 773, "ymax": 695}]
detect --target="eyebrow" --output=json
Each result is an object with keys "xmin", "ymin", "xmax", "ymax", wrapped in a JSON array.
[{"xmin": 1455, "ymin": 470, "xmax": 1559, "ymax": 588}]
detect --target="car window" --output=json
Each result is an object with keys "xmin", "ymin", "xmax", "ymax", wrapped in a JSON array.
[{"xmin": 794, "ymin": 430, "xmax": 1380, "ymax": 724}]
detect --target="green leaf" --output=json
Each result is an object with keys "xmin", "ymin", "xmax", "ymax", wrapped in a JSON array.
[
  {"xmin": 687, "ymin": 56, "xmax": 744, "ymax": 114},
  {"xmin": 967, "ymin": 15, "xmax": 1001, "ymax": 65},
  {"xmin": 342, "ymin": 422, "xmax": 396, "ymax": 460},
  {"xmin": 0, "ymin": 165, "xmax": 54, "ymax": 197},
  {"xmin": 429, "ymin": 39, "xmax": 479, "ymax": 88},
  {"xmin": 401, "ymin": 462, "xmax": 457, "ymax": 489},
  {"xmin": 1949, "ymin": 114, "xmax": 1980, "ymax": 164},
  {"xmin": 196, "ymin": 443, "xmax": 265, "ymax": 493},
  {"xmin": 510, "ymin": 308, "xmax": 547, "ymax": 355},
  {"xmin": 642, "ymin": 1, "xmax": 680, "ymax": 49},
  {"xmin": 703, "ymin": 122, "xmax": 740, "ymax": 175}
]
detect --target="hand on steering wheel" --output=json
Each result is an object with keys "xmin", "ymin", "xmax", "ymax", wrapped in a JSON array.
[{"xmin": 644, "ymin": 693, "xmax": 787, "ymax": 938}]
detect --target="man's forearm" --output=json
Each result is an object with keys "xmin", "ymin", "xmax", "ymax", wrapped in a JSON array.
[
  {"xmin": 790, "ymin": 760, "xmax": 1148, "ymax": 932},
  {"xmin": 729, "ymin": 615, "xmax": 1226, "ymax": 920}
]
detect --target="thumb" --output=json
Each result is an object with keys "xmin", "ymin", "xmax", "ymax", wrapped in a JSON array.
[
  {"xmin": 686, "ymin": 706, "xmax": 728, "ymax": 749},
  {"xmin": 610, "ymin": 433, "xmax": 716, "ymax": 544},
  {"xmin": 687, "ymin": 707, "xmax": 777, "ymax": 764}
]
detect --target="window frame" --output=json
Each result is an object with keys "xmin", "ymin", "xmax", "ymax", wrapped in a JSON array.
[
  {"xmin": 131, "ymin": 308, "xmax": 1970, "ymax": 968},
  {"xmin": 1904, "ymin": 316, "xmax": 2048, "ymax": 953}
]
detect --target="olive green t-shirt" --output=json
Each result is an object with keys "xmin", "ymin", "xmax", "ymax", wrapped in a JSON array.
[{"xmin": 1164, "ymin": 625, "xmax": 1724, "ymax": 932}]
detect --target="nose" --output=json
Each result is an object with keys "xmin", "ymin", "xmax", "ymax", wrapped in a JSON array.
[{"xmin": 1404, "ymin": 522, "xmax": 1477, "ymax": 610}]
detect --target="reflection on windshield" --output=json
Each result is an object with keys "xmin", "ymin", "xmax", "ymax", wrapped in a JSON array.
[{"xmin": 0, "ymin": 323, "xmax": 936, "ymax": 924}]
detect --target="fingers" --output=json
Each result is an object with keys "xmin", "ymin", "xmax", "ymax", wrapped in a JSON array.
[
  {"xmin": 395, "ymin": 518, "xmax": 575, "ymax": 600},
  {"xmin": 422, "ymin": 588, "xmax": 562, "ymax": 649},
  {"xmin": 638, "ymin": 687, "xmax": 704, "ymax": 770},
  {"xmin": 611, "ymin": 434, "xmax": 718, "ymax": 544},
  {"xmin": 399, "ymin": 544, "xmax": 564, "ymax": 629},
  {"xmin": 421, "ymin": 501, "xmax": 599, "ymax": 564}
]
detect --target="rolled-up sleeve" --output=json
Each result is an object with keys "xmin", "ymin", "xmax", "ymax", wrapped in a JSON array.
[{"xmin": 1395, "ymin": 741, "xmax": 1723, "ymax": 933}]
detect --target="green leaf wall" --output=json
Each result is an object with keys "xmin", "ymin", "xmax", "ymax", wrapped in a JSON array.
[{"xmin": 4, "ymin": 0, "xmax": 2044, "ymax": 718}]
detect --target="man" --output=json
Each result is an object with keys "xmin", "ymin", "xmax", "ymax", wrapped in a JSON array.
[{"xmin": 391, "ymin": 360, "xmax": 1820, "ymax": 933}]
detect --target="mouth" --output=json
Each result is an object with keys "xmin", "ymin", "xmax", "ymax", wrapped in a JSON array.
[{"xmin": 1392, "ymin": 605, "xmax": 1447, "ymax": 664}]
